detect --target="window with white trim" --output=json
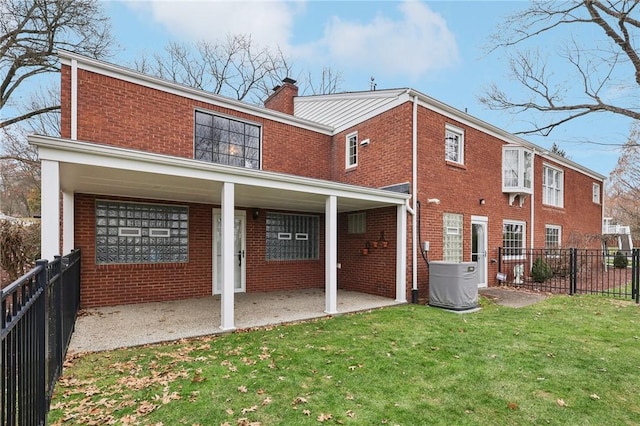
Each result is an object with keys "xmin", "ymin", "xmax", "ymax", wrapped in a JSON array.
[
  {"xmin": 443, "ymin": 213, "xmax": 463, "ymax": 262},
  {"xmin": 542, "ymin": 164, "xmax": 564, "ymax": 207},
  {"xmin": 194, "ymin": 110, "xmax": 261, "ymax": 169},
  {"xmin": 592, "ymin": 183, "xmax": 601, "ymax": 204},
  {"xmin": 95, "ymin": 200, "xmax": 189, "ymax": 264},
  {"xmin": 445, "ymin": 125, "xmax": 464, "ymax": 164},
  {"xmin": 545, "ymin": 225, "xmax": 561, "ymax": 249},
  {"xmin": 348, "ymin": 212, "xmax": 366, "ymax": 234},
  {"xmin": 346, "ymin": 132, "xmax": 358, "ymax": 168},
  {"xmin": 502, "ymin": 146, "xmax": 533, "ymax": 193},
  {"xmin": 266, "ymin": 213, "xmax": 319, "ymax": 260},
  {"xmin": 503, "ymin": 220, "xmax": 526, "ymax": 259}
]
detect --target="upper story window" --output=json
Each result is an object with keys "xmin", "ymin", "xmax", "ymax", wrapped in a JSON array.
[
  {"xmin": 194, "ymin": 110, "xmax": 260, "ymax": 169},
  {"xmin": 445, "ymin": 125, "xmax": 464, "ymax": 164},
  {"xmin": 592, "ymin": 183, "xmax": 601, "ymax": 204},
  {"xmin": 542, "ymin": 164, "xmax": 564, "ymax": 208},
  {"xmin": 346, "ymin": 132, "xmax": 358, "ymax": 169},
  {"xmin": 502, "ymin": 146, "xmax": 533, "ymax": 194}
]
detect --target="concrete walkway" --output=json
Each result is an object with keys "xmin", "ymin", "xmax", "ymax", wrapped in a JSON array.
[{"xmin": 69, "ymin": 289, "xmax": 402, "ymax": 353}]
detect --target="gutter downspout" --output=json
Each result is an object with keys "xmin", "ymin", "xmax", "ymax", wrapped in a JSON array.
[
  {"xmin": 530, "ymin": 150, "xmax": 535, "ymax": 271},
  {"xmin": 411, "ymin": 93, "xmax": 419, "ymax": 303}
]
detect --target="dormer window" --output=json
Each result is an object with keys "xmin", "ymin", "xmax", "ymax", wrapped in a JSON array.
[{"xmin": 502, "ymin": 146, "xmax": 532, "ymax": 205}]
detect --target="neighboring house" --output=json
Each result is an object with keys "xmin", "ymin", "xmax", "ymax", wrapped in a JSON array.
[
  {"xmin": 602, "ymin": 217, "xmax": 634, "ymax": 253},
  {"xmin": 31, "ymin": 51, "xmax": 605, "ymax": 330}
]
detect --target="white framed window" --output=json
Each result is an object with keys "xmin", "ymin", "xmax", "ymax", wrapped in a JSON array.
[
  {"xmin": 346, "ymin": 132, "xmax": 358, "ymax": 169},
  {"xmin": 545, "ymin": 225, "xmax": 561, "ymax": 249},
  {"xmin": 503, "ymin": 220, "xmax": 526, "ymax": 259},
  {"xmin": 348, "ymin": 212, "xmax": 366, "ymax": 234},
  {"xmin": 592, "ymin": 183, "xmax": 601, "ymax": 204},
  {"xmin": 542, "ymin": 164, "xmax": 564, "ymax": 207},
  {"xmin": 502, "ymin": 146, "xmax": 533, "ymax": 193},
  {"xmin": 445, "ymin": 125, "xmax": 464, "ymax": 164},
  {"xmin": 443, "ymin": 213, "xmax": 463, "ymax": 262}
]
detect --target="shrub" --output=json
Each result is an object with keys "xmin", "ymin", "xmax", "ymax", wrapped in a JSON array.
[
  {"xmin": 531, "ymin": 257, "xmax": 553, "ymax": 283},
  {"xmin": 0, "ymin": 219, "xmax": 41, "ymax": 285},
  {"xmin": 613, "ymin": 251, "xmax": 629, "ymax": 269}
]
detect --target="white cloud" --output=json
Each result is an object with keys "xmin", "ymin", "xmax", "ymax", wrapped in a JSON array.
[
  {"xmin": 123, "ymin": 0, "xmax": 299, "ymax": 50},
  {"xmin": 296, "ymin": 1, "xmax": 460, "ymax": 81}
]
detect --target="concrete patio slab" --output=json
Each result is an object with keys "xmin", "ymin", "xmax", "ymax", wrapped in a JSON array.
[{"xmin": 68, "ymin": 289, "xmax": 402, "ymax": 353}]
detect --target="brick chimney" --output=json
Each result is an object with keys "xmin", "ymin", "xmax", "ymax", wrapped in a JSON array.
[{"xmin": 264, "ymin": 77, "xmax": 298, "ymax": 115}]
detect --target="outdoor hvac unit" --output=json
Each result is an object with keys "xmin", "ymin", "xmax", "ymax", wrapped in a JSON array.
[{"xmin": 428, "ymin": 261, "xmax": 479, "ymax": 311}]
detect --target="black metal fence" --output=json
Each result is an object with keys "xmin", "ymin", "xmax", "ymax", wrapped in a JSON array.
[
  {"xmin": 498, "ymin": 247, "xmax": 639, "ymax": 303},
  {"xmin": 1, "ymin": 249, "xmax": 81, "ymax": 425}
]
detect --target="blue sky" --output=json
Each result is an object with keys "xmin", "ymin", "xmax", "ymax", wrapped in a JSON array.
[{"xmin": 101, "ymin": 0, "xmax": 637, "ymax": 177}]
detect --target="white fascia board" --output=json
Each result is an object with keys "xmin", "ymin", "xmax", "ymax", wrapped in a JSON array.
[
  {"xmin": 31, "ymin": 135, "xmax": 409, "ymax": 205},
  {"xmin": 409, "ymin": 89, "xmax": 605, "ymax": 181},
  {"xmin": 58, "ymin": 50, "xmax": 333, "ymax": 136}
]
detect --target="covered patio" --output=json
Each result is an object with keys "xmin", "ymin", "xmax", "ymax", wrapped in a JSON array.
[
  {"xmin": 32, "ymin": 135, "xmax": 410, "ymax": 333},
  {"xmin": 68, "ymin": 288, "xmax": 402, "ymax": 352}
]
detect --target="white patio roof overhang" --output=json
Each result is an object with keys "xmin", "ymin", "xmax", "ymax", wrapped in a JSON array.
[{"xmin": 31, "ymin": 135, "xmax": 410, "ymax": 330}]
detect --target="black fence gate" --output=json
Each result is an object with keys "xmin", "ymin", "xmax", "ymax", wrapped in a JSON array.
[
  {"xmin": 1, "ymin": 249, "xmax": 81, "ymax": 425},
  {"xmin": 498, "ymin": 248, "xmax": 639, "ymax": 303}
]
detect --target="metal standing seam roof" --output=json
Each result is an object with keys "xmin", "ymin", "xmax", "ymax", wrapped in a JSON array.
[{"xmin": 294, "ymin": 89, "xmax": 408, "ymax": 131}]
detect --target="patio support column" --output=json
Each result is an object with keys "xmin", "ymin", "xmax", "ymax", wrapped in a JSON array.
[
  {"xmin": 220, "ymin": 182, "xmax": 236, "ymax": 331},
  {"xmin": 41, "ymin": 160, "xmax": 60, "ymax": 261},
  {"xmin": 396, "ymin": 204, "xmax": 408, "ymax": 303},
  {"xmin": 325, "ymin": 195, "xmax": 338, "ymax": 314},
  {"xmin": 62, "ymin": 191, "xmax": 75, "ymax": 255}
]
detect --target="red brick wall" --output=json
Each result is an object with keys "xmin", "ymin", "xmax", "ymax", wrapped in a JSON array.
[
  {"xmin": 338, "ymin": 207, "xmax": 398, "ymax": 299},
  {"xmin": 75, "ymin": 195, "xmax": 326, "ymax": 308},
  {"xmin": 62, "ymin": 66, "xmax": 331, "ymax": 180},
  {"xmin": 330, "ymin": 103, "xmax": 413, "ymax": 188},
  {"xmin": 264, "ymin": 82, "xmax": 298, "ymax": 115}
]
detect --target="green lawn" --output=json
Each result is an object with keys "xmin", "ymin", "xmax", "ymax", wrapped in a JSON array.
[{"xmin": 49, "ymin": 295, "xmax": 640, "ymax": 425}]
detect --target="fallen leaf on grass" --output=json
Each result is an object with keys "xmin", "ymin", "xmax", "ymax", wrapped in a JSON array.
[
  {"xmin": 262, "ymin": 397, "xmax": 272, "ymax": 406},
  {"xmin": 507, "ymin": 402, "xmax": 518, "ymax": 410},
  {"xmin": 136, "ymin": 401, "xmax": 157, "ymax": 415},
  {"xmin": 346, "ymin": 410, "xmax": 355, "ymax": 418},
  {"xmin": 590, "ymin": 394, "xmax": 600, "ymax": 400},
  {"xmin": 241, "ymin": 405, "xmax": 258, "ymax": 414},
  {"xmin": 317, "ymin": 413, "xmax": 333, "ymax": 422},
  {"xmin": 557, "ymin": 398, "xmax": 567, "ymax": 407},
  {"xmin": 238, "ymin": 385, "xmax": 248, "ymax": 393}
]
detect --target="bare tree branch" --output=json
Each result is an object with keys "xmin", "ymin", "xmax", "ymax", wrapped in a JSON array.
[
  {"xmin": 0, "ymin": 0, "xmax": 114, "ymax": 131},
  {"xmin": 481, "ymin": 1, "xmax": 640, "ymax": 136}
]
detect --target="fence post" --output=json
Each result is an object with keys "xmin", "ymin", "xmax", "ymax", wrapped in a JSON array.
[
  {"xmin": 631, "ymin": 248, "xmax": 640, "ymax": 303},
  {"xmin": 569, "ymin": 248, "xmax": 577, "ymax": 295},
  {"xmin": 35, "ymin": 259, "xmax": 48, "ymax": 425}
]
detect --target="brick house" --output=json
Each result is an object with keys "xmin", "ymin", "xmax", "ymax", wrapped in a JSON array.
[{"xmin": 31, "ymin": 51, "xmax": 604, "ymax": 329}]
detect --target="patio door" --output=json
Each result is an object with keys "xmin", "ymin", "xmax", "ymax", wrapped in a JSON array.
[
  {"xmin": 471, "ymin": 216, "xmax": 488, "ymax": 288},
  {"xmin": 213, "ymin": 210, "xmax": 246, "ymax": 294}
]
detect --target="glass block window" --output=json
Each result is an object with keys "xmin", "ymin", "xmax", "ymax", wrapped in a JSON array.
[
  {"xmin": 445, "ymin": 125, "xmax": 464, "ymax": 164},
  {"xmin": 545, "ymin": 225, "xmax": 561, "ymax": 249},
  {"xmin": 95, "ymin": 201, "xmax": 188, "ymax": 264},
  {"xmin": 348, "ymin": 212, "xmax": 366, "ymax": 234},
  {"xmin": 266, "ymin": 213, "xmax": 319, "ymax": 260},
  {"xmin": 542, "ymin": 164, "xmax": 564, "ymax": 207},
  {"xmin": 195, "ymin": 110, "xmax": 260, "ymax": 169},
  {"xmin": 346, "ymin": 132, "xmax": 358, "ymax": 168},
  {"xmin": 503, "ymin": 220, "xmax": 526, "ymax": 259},
  {"xmin": 443, "ymin": 213, "xmax": 463, "ymax": 262}
]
